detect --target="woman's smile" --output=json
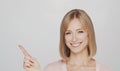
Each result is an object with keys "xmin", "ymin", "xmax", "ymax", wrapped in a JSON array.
[{"xmin": 70, "ymin": 42, "xmax": 82, "ymax": 47}]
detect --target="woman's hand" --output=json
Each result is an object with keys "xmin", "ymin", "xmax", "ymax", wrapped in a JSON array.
[{"xmin": 18, "ymin": 45, "xmax": 41, "ymax": 71}]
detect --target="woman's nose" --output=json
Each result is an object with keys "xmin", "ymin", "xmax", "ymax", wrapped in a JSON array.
[{"xmin": 72, "ymin": 33, "xmax": 77, "ymax": 42}]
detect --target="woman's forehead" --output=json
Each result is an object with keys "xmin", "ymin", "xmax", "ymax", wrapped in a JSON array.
[{"xmin": 66, "ymin": 18, "xmax": 87, "ymax": 30}]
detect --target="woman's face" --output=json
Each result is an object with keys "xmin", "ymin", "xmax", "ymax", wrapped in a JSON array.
[{"xmin": 65, "ymin": 18, "xmax": 88, "ymax": 54}]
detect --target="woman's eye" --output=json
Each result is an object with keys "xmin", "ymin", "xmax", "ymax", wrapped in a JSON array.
[
  {"xmin": 78, "ymin": 30, "xmax": 84, "ymax": 33},
  {"xmin": 65, "ymin": 32, "xmax": 71, "ymax": 35}
]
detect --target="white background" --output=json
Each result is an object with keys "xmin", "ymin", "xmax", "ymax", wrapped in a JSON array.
[{"xmin": 0, "ymin": 0, "xmax": 120, "ymax": 71}]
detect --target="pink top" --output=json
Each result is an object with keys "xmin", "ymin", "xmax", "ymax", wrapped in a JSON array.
[{"xmin": 44, "ymin": 60, "xmax": 112, "ymax": 71}]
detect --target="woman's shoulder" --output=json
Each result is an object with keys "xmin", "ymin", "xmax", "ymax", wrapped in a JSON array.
[
  {"xmin": 96, "ymin": 61, "xmax": 112, "ymax": 71},
  {"xmin": 44, "ymin": 59, "xmax": 66, "ymax": 71}
]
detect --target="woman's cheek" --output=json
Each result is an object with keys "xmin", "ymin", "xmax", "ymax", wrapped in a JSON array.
[
  {"xmin": 78, "ymin": 34, "xmax": 87, "ymax": 40},
  {"xmin": 65, "ymin": 35, "xmax": 72, "ymax": 41}
]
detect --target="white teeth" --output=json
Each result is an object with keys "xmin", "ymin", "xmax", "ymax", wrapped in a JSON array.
[{"xmin": 71, "ymin": 43, "xmax": 80, "ymax": 47}]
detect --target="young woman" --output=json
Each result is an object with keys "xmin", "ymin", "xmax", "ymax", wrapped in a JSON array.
[{"xmin": 19, "ymin": 9, "xmax": 111, "ymax": 71}]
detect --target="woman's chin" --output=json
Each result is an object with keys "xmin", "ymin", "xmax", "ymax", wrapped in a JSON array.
[{"xmin": 70, "ymin": 47, "xmax": 83, "ymax": 54}]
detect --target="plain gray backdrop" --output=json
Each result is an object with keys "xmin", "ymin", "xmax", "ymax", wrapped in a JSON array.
[{"xmin": 0, "ymin": 0, "xmax": 120, "ymax": 71}]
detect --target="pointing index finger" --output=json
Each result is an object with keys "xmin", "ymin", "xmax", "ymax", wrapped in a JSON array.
[{"xmin": 18, "ymin": 45, "xmax": 32, "ymax": 58}]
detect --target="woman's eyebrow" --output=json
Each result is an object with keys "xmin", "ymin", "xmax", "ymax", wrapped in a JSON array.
[{"xmin": 65, "ymin": 30, "xmax": 71, "ymax": 32}]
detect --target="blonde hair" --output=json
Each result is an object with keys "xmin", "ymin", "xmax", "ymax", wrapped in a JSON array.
[{"xmin": 59, "ymin": 9, "xmax": 97, "ymax": 61}]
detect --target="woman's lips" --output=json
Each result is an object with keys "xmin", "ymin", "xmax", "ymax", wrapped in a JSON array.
[{"xmin": 70, "ymin": 42, "xmax": 82, "ymax": 47}]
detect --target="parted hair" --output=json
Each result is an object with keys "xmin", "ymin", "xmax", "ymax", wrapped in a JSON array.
[{"xmin": 59, "ymin": 9, "xmax": 97, "ymax": 61}]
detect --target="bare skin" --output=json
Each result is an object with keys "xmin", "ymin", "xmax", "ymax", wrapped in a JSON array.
[{"xmin": 18, "ymin": 45, "xmax": 41, "ymax": 71}]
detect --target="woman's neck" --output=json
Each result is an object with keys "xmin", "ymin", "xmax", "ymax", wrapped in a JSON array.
[{"xmin": 67, "ymin": 47, "xmax": 90, "ymax": 66}]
